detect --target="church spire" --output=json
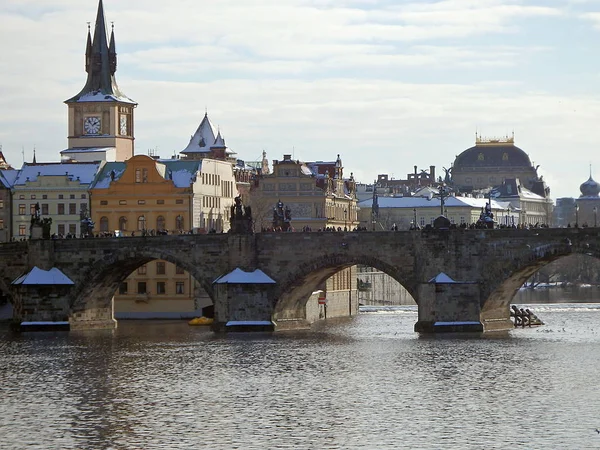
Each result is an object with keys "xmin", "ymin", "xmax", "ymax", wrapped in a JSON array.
[{"xmin": 65, "ymin": 0, "xmax": 135, "ymax": 104}]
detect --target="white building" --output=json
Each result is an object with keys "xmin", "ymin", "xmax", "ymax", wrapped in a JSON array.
[{"xmin": 11, "ymin": 162, "xmax": 101, "ymax": 239}]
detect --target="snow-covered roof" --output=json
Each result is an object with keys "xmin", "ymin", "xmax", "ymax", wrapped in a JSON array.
[
  {"xmin": 0, "ymin": 169, "xmax": 19, "ymax": 188},
  {"xmin": 91, "ymin": 159, "xmax": 203, "ymax": 189},
  {"xmin": 12, "ymin": 267, "xmax": 74, "ymax": 285},
  {"xmin": 214, "ymin": 268, "xmax": 276, "ymax": 284},
  {"xmin": 156, "ymin": 159, "xmax": 203, "ymax": 187},
  {"xmin": 359, "ymin": 196, "xmax": 506, "ymax": 210},
  {"xmin": 90, "ymin": 162, "xmax": 126, "ymax": 188},
  {"xmin": 13, "ymin": 162, "xmax": 102, "ymax": 185},
  {"xmin": 70, "ymin": 90, "xmax": 136, "ymax": 104},
  {"xmin": 428, "ymin": 272, "xmax": 456, "ymax": 283},
  {"xmin": 181, "ymin": 113, "xmax": 218, "ymax": 154}
]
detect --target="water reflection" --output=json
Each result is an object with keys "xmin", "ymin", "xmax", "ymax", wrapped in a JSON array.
[{"xmin": 2, "ymin": 305, "xmax": 600, "ymax": 449}]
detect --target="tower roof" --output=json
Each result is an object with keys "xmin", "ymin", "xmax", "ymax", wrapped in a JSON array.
[{"xmin": 65, "ymin": 0, "xmax": 135, "ymax": 104}]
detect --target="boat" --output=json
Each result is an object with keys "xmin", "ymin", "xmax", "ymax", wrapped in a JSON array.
[{"xmin": 188, "ymin": 316, "xmax": 214, "ymax": 326}]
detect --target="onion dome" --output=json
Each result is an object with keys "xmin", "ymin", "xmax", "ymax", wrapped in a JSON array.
[{"xmin": 580, "ymin": 175, "xmax": 600, "ymax": 197}]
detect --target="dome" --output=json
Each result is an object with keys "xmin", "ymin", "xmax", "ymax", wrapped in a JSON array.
[
  {"xmin": 580, "ymin": 176, "xmax": 600, "ymax": 197},
  {"xmin": 453, "ymin": 143, "xmax": 532, "ymax": 169}
]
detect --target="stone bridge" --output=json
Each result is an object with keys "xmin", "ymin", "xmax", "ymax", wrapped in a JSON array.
[{"xmin": 0, "ymin": 228, "xmax": 596, "ymax": 332}]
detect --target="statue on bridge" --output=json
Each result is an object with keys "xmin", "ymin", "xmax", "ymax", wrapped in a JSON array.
[
  {"xmin": 229, "ymin": 196, "xmax": 253, "ymax": 234},
  {"xmin": 272, "ymin": 200, "xmax": 292, "ymax": 232},
  {"xmin": 475, "ymin": 202, "xmax": 495, "ymax": 229},
  {"xmin": 29, "ymin": 202, "xmax": 52, "ymax": 239}
]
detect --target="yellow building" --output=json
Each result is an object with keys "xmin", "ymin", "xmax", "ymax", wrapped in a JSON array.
[{"xmin": 90, "ymin": 154, "xmax": 237, "ymax": 318}]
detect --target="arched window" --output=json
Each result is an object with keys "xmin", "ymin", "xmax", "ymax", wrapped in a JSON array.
[
  {"xmin": 119, "ymin": 216, "xmax": 128, "ymax": 231},
  {"xmin": 175, "ymin": 215, "xmax": 184, "ymax": 231},
  {"xmin": 99, "ymin": 216, "xmax": 109, "ymax": 232},
  {"xmin": 138, "ymin": 215, "xmax": 146, "ymax": 231},
  {"xmin": 157, "ymin": 215, "xmax": 165, "ymax": 231}
]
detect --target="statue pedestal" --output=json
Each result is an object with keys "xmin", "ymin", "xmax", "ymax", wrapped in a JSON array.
[{"xmin": 30, "ymin": 223, "xmax": 43, "ymax": 240}]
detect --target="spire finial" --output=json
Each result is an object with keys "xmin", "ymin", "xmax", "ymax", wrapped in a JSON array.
[
  {"xmin": 32, "ymin": 146, "xmax": 37, "ymax": 164},
  {"xmin": 87, "ymin": 22, "xmax": 91, "ymax": 30}
]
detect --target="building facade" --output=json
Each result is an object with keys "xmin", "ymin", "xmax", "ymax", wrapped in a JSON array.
[
  {"xmin": 11, "ymin": 162, "xmax": 101, "ymax": 239},
  {"xmin": 89, "ymin": 154, "xmax": 237, "ymax": 317}
]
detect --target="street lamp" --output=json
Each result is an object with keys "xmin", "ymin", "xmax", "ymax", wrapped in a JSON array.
[
  {"xmin": 575, "ymin": 203, "xmax": 579, "ymax": 228},
  {"xmin": 594, "ymin": 206, "xmax": 597, "ymax": 228},
  {"xmin": 344, "ymin": 208, "xmax": 347, "ymax": 231},
  {"xmin": 413, "ymin": 208, "xmax": 417, "ymax": 230}
]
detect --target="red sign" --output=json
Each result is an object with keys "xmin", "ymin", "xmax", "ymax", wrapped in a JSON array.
[{"xmin": 318, "ymin": 292, "xmax": 327, "ymax": 305}]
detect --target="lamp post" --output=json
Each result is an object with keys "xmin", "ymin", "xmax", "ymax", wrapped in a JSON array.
[
  {"xmin": 413, "ymin": 208, "xmax": 417, "ymax": 230},
  {"xmin": 575, "ymin": 203, "xmax": 579, "ymax": 228},
  {"xmin": 506, "ymin": 207, "xmax": 510, "ymax": 226},
  {"xmin": 595, "ymin": 206, "xmax": 597, "ymax": 228},
  {"xmin": 344, "ymin": 208, "xmax": 347, "ymax": 231}
]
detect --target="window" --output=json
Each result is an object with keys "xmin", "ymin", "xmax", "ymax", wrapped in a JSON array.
[
  {"xmin": 69, "ymin": 203, "xmax": 76, "ymax": 215},
  {"xmin": 30, "ymin": 204, "xmax": 36, "ymax": 215},
  {"xmin": 100, "ymin": 200, "xmax": 108, "ymax": 206},
  {"xmin": 119, "ymin": 216, "xmax": 127, "ymax": 231},
  {"xmin": 58, "ymin": 204, "xmax": 65, "ymax": 215},
  {"xmin": 137, "ymin": 282, "xmax": 147, "ymax": 294},
  {"xmin": 70, "ymin": 194, "xmax": 75, "ymax": 199},
  {"xmin": 58, "ymin": 224, "xmax": 65, "ymax": 235},
  {"xmin": 100, "ymin": 217, "xmax": 109, "ymax": 232},
  {"xmin": 19, "ymin": 224, "xmax": 26, "ymax": 236},
  {"xmin": 81, "ymin": 194, "xmax": 86, "ymax": 199},
  {"xmin": 137, "ymin": 215, "xmax": 146, "ymax": 231},
  {"xmin": 175, "ymin": 215, "xmax": 184, "ymax": 231},
  {"xmin": 119, "ymin": 282, "xmax": 128, "ymax": 294},
  {"xmin": 138, "ymin": 200, "xmax": 146, "ymax": 205},
  {"xmin": 0, "ymin": 219, "xmax": 4, "ymax": 230},
  {"xmin": 0, "ymin": 200, "xmax": 3, "ymax": 209},
  {"xmin": 142, "ymin": 169, "xmax": 148, "ymax": 182},
  {"xmin": 138, "ymin": 265, "xmax": 147, "ymax": 275},
  {"xmin": 30, "ymin": 194, "xmax": 36, "ymax": 200},
  {"xmin": 42, "ymin": 195, "xmax": 47, "ymax": 199},
  {"xmin": 156, "ymin": 261, "xmax": 166, "ymax": 275},
  {"xmin": 176, "ymin": 199, "xmax": 184, "ymax": 205},
  {"xmin": 19, "ymin": 204, "xmax": 25, "ymax": 215},
  {"xmin": 176, "ymin": 282, "xmax": 185, "ymax": 294},
  {"xmin": 175, "ymin": 266, "xmax": 185, "ymax": 275},
  {"xmin": 69, "ymin": 224, "xmax": 77, "ymax": 235},
  {"xmin": 157, "ymin": 199, "xmax": 164, "ymax": 205},
  {"xmin": 41, "ymin": 204, "xmax": 48, "ymax": 215},
  {"xmin": 19, "ymin": 195, "xmax": 24, "ymax": 200},
  {"xmin": 157, "ymin": 216, "xmax": 165, "ymax": 231},
  {"xmin": 119, "ymin": 200, "xmax": 127, "ymax": 205},
  {"xmin": 156, "ymin": 282, "xmax": 166, "ymax": 294},
  {"xmin": 135, "ymin": 168, "xmax": 141, "ymax": 183},
  {"xmin": 58, "ymin": 195, "xmax": 63, "ymax": 199}
]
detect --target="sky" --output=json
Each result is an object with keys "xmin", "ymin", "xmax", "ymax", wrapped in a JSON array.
[{"xmin": 1, "ymin": 0, "xmax": 600, "ymax": 200}]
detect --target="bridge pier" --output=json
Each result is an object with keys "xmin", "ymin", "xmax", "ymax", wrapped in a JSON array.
[
  {"xmin": 69, "ymin": 305, "xmax": 117, "ymax": 330},
  {"xmin": 414, "ymin": 279, "xmax": 484, "ymax": 333}
]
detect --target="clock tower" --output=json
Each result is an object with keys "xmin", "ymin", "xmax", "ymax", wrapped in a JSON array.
[{"xmin": 64, "ymin": 0, "xmax": 137, "ymax": 162}]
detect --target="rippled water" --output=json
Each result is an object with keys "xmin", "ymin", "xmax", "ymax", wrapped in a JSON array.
[{"xmin": 2, "ymin": 303, "xmax": 600, "ymax": 449}]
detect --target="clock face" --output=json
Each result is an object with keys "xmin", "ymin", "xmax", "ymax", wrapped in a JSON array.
[
  {"xmin": 119, "ymin": 115, "xmax": 128, "ymax": 135},
  {"xmin": 84, "ymin": 116, "xmax": 101, "ymax": 135}
]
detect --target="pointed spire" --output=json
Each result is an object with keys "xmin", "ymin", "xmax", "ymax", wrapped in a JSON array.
[
  {"xmin": 66, "ymin": 0, "xmax": 135, "ymax": 104},
  {"xmin": 85, "ymin": 23, "xmax": 92, "ymax": 73},
  {"xmin": 32, "ymin": 147, "xmax": 36, "ymax": 164},
  {"xmin": 109, "ymin": 21, "xmax": 116, "ymax": 74}
]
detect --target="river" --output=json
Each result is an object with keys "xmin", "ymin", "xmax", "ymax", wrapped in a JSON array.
[{"xmin": 2, "ymin": 295, "xmax": 600, "ymax": 449}]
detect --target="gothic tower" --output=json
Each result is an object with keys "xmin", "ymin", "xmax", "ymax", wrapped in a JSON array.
[{"xmin": 64, "ymin": 0, "xmax": 137, "ymax": 161}]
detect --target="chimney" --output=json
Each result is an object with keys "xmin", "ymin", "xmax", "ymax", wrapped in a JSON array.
[
  {"xmin": 430, "ymin": 166, "xmax": 435, "ymax": 182},
  {"xmin": 414, "ymin": 165, "xmax": 417, "ymax": 175}
]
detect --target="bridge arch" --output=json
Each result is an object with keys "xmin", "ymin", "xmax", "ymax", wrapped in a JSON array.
[
  {"xmin": 273, "ymin": 253, "xmax": 418, "ymax": 321},
  {"xmin": 481, "ymin": 240, "xmax": 598, "ymax": 316},
  {"xmin": 69, "ymin": 247, "xmax": 218, "ymax": 314}
]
